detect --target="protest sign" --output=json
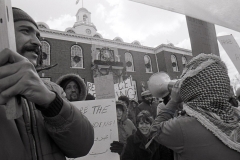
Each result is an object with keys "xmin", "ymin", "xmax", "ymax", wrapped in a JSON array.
[
  {"xmin": 0, "ymin": 0, "xmax": 22, "ymax": 119},
  {"xmin": 129, "ymin": 0, "xmax": 240, "ymax": 32},
  {"xmin": 94, "ymin": 74, "xmax": 115, "ymax": 99},
  {"xmin": 87, "ymin": 82, "xmax": 96, "ymax": 98},
  {"xmin": 69, "ymin": 99, "xmax": 120, "ymax": 160},
  {"xmin": 114, "ymin": 76, "xmax": 138, "ymax": 101},
  {"xmin": 217, "ymin": 35, "xmax": 240, "ymax": 74},
  {"xmin": 186, "ymin": 16, "xmax": 219, "ymax": 56}
]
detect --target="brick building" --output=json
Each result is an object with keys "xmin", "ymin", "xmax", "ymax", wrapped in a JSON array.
[{"xmin": 37, "ymin": 7, "xmax": 192, "ymax": 100}]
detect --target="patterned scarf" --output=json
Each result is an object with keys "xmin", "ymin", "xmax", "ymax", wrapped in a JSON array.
[{"xmin": 179, "ymin": 53, "xmax": 240, "ymax": 152}]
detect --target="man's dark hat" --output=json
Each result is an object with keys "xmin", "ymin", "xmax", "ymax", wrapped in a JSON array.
[{"xmin": 12, "ymin": 7, "xmax": 38, "ymax": 28}]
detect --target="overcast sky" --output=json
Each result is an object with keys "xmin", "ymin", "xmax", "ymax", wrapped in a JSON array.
[{"xmin": 11, "ymin": 0, "xmax": 240, "ymax": 80}]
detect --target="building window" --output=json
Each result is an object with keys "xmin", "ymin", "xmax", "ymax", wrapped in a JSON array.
[
  {"xmin": 171, "ymin": 55, "xmax": 179, "ymax": 72},
  {"xmin": 182, "ymin": 56, "xmax": 187, "ymax": 67},
  {"xmin": 41, "ymin": 41, "xmax": 50, "ymax": 65},
  {"xmin": 67, "ymin": 30, "xmax": 75, "ymax": 34},
  {"xmin": 38, "ymin": 24, "xmax": 47, "ymax": 29},
  {"xmin": 144, "ymin": 55, "xmax": 152, "ymax": 73},
  {"xmin": 71, "ymin": 45, "xmax": 83, "ymax": 68},
  {"xmin": 125, "ymin": 52, "xmax": 134, "ymax": 72},
  {"xmin": 83, "ymin": 14, "xmax": 88, "ymax": 22}
]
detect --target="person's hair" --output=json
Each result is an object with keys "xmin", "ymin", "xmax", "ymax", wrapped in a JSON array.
[
  {"xmin": 136, "ymin": 110, "xmax": 154, "ymax": 126},
  {"xmin": 63, "ymin": 79, "xmax": 80, "ymax": 91},
  {"xmin": 85, "ymin": 93, "xmax": 95, "ymax": 100},
  {"xmin": 130, "ymin": 100, "xmax": 139, "ymax": 107},
  {"xmin": 116, "ymin": 104, "xmax": 124, "ymax": 112},
  {"xmin": 118, "ymin": 96, "xmax": 130, "ymax": 106},
  {"xmin": 116, "ymin": 100, "xmax": 126, "ymax": 112}
]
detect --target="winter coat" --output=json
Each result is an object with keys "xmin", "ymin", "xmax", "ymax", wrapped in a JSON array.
[
  {"xmin": 122, "ymin": 129, "xmax": 173, "ymax": 160},
  {"xmin": 137, "ymin": 101, "xmax": 158, "ymax": 118},
  {"xmin": 127, "ymin": 100, "xmax": 139, "ymax": 126},
  {"xmin": 151, "ymin": 103, "xmax": 240, "ymax": 160},
  {"xmin": 117, "ymin": 102, "xmax": 137, "ymax": 144},
  {"xmin": 56, "ymin": 73, "xmax": 87, "ymax": 101},
  {"xmin": 0, "ymin": 80, "xmax": 94, "ymax": 160}
]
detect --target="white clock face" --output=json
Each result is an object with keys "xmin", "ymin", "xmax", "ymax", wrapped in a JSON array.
[{"xmin": 86, "ymin": 29, "xmax": 91, "ymax": 34}]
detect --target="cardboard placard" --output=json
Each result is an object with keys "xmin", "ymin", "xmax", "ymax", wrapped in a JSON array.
[
  {"xmin": 217, "ymin": 35, "xmax": 240, "ymax": 74},
  {"xmin": 94, "ymin": 75, "xmax": 115, "ymax": 99},
  {"xmin": 114, "ymin": 76, "xmax": 138, "ymax": 101},
  {"xmin": 129, "ymin": 0, "xmax": 240, "ymax": 32},
  {"xmin": 87, "ymin": 82, "xmax": 96, "ymax": 98},
  {"xmin": 186, "ymin": 16, "xmax": 219, "ymax": 56},
  {"xmin": 0, "ymin": 0, "xmax": 22, "ymax": 119},
  {"xmin": 69, "ymin": 99, "xmax": 120, "ymax": 160}
]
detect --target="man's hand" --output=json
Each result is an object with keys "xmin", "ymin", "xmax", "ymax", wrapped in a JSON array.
[
  {"xmin": 170, "ymin": 80, "xmax": 182, "ymax": 103},
  {"xmin": 0, "ymin": 48, "xmax": 55, "ymax": 108}
]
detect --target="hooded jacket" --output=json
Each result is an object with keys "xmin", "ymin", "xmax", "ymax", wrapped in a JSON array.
[
  {"xmin": 116, "ymin": 101, "xmax": 137, "ymax": 144},
  {"xmin": 0, "ymin": 80, "xmax": 94, "ymax": 160},
  {"xmin": 128, "ymin": 100, "xmax": 139, "ymax": 125},
  {"xmin": 56, "ymin": 73, "xmax": 87, "ymax": 101}
]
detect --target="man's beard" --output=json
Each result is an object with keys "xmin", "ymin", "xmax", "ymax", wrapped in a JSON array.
[
  {"xmin": 69, "ymin": 92, "xmax": 80, "ymax": 101},
  {"xmin": 21, "ymin": 45, "xmax": 40, "ymax": 56}
]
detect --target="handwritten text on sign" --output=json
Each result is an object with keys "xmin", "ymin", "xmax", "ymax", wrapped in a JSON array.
[
  {"xmin": 87, "ymin": 82, "xmax": 96, "ymax": 98},
  {"xmin": 87, "ymin": 76, "xmax": 138, "ymax": 101},
  {"xmin": 70, "ymin": 99, "xmax": 120, "ymax": 160},
  {"xmin": 114, "ymin": 76, "xmax": 138, "ymax": 101},
  {"xmin": 217, "ymin": 35, "xmax": 240, "ymax": 74}
]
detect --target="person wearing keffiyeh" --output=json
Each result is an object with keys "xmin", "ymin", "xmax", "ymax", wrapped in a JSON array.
[{"xmin": 149, "ymin": 53, "xmax": 240, "ymax": 160}]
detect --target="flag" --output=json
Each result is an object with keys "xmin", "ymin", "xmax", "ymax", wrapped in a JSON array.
[{"xmin": 76, "ymin": 0, "xmax": 80, "ymax": 4}]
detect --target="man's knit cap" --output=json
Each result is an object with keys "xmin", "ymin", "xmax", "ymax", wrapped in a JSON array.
[
  {"xmin": 141, "ymin": 90, "xmax": 152, "ymax": 97},
  {"xmin": 12, "ymin": 7, "xmax": 38, "ymax": 28}
]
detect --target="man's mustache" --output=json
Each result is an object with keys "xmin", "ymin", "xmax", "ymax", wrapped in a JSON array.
[{"xmin": 21, "ymin": 45, "xmax": 40, "ymax": 55}]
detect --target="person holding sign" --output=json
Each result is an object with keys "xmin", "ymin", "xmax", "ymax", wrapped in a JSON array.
[
  {"xmin": 122, "ymin": 110, "xmax": 173, "ymax": 160},
  {"xmin": 110, "ymin": 100, "xmax": 137, "ymax": 157},
  {"xmin": 0, "ymin": 7, "xmax": 94, "ymax": 159},
  {"xmin": 150, "ymin": 54, "xmax": 240, "ymax": 160}
]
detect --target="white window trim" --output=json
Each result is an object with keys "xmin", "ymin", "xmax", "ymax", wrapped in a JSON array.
[{"xmin": 70, "ymin": 45, "xmax": 84, "ymax": 69}]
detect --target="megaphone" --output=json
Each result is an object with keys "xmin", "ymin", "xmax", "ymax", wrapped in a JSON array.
[{"xmin": 147, "ymin": 72, "xmax": 178, "ymax": 98}]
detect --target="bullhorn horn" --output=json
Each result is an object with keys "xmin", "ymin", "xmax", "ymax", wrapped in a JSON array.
[{"xmin": 147, "ymin": 72, "xmax": 177, "ymax": 98}]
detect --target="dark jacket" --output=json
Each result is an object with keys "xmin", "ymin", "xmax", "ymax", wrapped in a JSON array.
[
  {"xmin": 137, "ymin": 101, "xmax": 158, "ymax": 118},
  {"xmin": 0, "ymin": 80, "xmax": 94, "ymax": 160},
  {"xmin": 122, "ymin": 129, "xmax": 173, "ymax": 160},
  {"xmin": 127, "ymin": 100, "xmax": 139, "ymax": 125},
  {"xmin": 117, "ymin": 101, "xmax": 137, "ymax": 144},
  {"xmin": 150, "ymin": 102, "xmax": 240, "ymax": 160}
]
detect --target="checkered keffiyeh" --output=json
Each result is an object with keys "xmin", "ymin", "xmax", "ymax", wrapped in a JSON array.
[{"xmin": 179, "ymin": 53, "xmax": 240, "ymax": 153}]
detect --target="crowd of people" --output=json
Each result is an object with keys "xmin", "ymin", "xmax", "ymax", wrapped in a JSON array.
[{"xmin": 0, "ymin": 6, "xmax": 240, "ymax": 160}]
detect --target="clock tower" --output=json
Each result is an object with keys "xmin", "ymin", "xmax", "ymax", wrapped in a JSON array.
[{"xmin": 73, "ymin": 7, "xmax": 97, "ymax": 36}]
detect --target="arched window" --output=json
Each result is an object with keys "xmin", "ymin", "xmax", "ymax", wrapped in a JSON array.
[
  {"xmin": 41, "ymin": 41, "xmax": 50, "ymax": 65},
  {"xmin": 125, "ymin": 52, "xmax": 134, "ymax": 72},
  {"xmin": 71, "ymin": 45, "xmax": 83, "ymax": 68},
  {"xmin": 83, "ymin": 14, "xmax": 88, "ymax": 22},
  {"xmin": 67, "ymin": 30, "xmax": 75, "ymax": 34},
  {"xmin": 182, "ymin": 56, "xmax": 187, "ymax": 67},
  {"xmin": 38, "ymin": 24, "xmax": 47, "ymax": 29},
  {"xmin": 171, "ymin": 55, "xmax": 179, "ymax": 72},
  {"xmin": 144, "ymin": 55, "xmax": 152, "ymax": 73}
]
